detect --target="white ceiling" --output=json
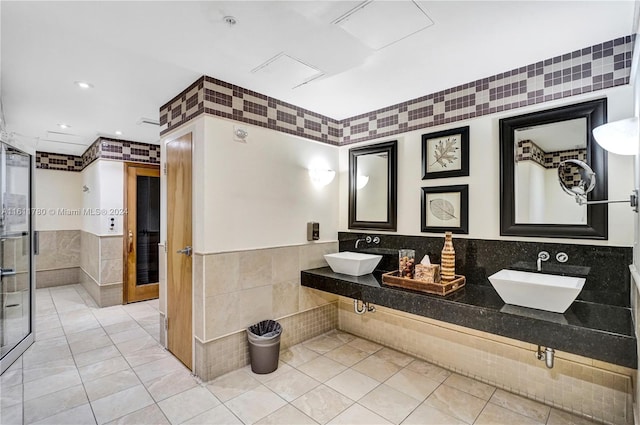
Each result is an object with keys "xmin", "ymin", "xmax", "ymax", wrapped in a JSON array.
[
  {"xmin": 1, "ymin": 1, "xmax": 636, "ymax": 156},
  {"xmin": 515, "ymin": 118, "xmax": 587, "ymax": 152}
]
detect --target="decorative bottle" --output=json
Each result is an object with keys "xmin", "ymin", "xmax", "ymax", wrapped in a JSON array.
[{"xmin": 440, "ymin": 232, "xmax": 456, "ymax": 282}]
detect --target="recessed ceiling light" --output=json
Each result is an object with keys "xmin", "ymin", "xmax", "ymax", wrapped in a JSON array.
[
  {"xmin": 115, "ymin": 131, "xmax": 123, "ymax": 136},
  {"xmin": 58, "ymin": 123, "xmax": 71, "ymax": 129},
  {"xmin": 74, "ymin": 81, "xmax": 94, "ymax": 89}
]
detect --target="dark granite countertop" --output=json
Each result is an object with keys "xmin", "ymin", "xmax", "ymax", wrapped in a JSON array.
[{"xmin": 301, "ymin": 267, "xmax": 637, "ymax": 369}]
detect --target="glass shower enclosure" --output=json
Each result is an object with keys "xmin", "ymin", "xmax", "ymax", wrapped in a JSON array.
[{"xmin": 0, "ymin": 142, "xmax": 34, "ymax": 374}]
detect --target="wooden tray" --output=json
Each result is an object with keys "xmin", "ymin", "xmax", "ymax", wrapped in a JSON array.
[{"xmin": 382, "ymin": 271, "xmax": 465, "ymax": 296}]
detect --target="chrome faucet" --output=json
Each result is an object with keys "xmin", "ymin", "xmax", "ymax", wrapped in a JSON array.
[
  {"xmin": 355, "ymin": 235, "xmax": 381, "ymax": 249},
  {"xmin": 537, "ymin": 251, "xmax": 550, "ymax": 271}
]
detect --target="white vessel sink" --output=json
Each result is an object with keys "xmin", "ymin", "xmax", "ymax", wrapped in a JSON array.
[
  {"xmin": 324, "ymin": 251, "xmax": 382, "ymax": 276},
  {"xmin": 488, "ymin": 269, "xmax": 586, "ymax": 313}
]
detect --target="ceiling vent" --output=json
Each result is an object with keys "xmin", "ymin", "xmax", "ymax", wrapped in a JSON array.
[
  {"xmin": 251, "ymin": 53, "xmax": 324, "ymax": 89},
  {"xmin": 41, "ymin": 130, "xmax": 86, "ymax": 146},
  {"xmin": 137, "ymin": 117, "xmax": 160, "ymax": 126},
  {"xmin": 333, "ymin": 0, "xmax": 434, "ymax": 50}
]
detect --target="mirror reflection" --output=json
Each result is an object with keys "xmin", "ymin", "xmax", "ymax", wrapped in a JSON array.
[
  {"xmin": 348, "ymin": 140, "xmax": 397, "ymax": 231},
  {"xmin": 514, "ymin": 118, "xmax": 588, "ymax": 225},
  {"xmin": 355, "ymin": 153, "xmax": 388, "ymax": 222},
  {"xmin": 557, "ymin": 159, "xmax": 596, "ymax": 204},
  {"xmin": 499, "ymin": 98, "xmax": 607, "ymax": 239}
]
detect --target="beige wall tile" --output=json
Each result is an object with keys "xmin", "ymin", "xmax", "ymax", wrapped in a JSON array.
[
  {"xmin": 80, "ymin": 231, "xmax": 100, "ymax": 281},
  {"xmin": 100, "ymin": 259, "xmax": 123, "ymax": 284},
  {"xmin": 199, "ymin": 243, "xmax": 337, "ymax": 346},
  {"xmin": 35, "ymin": 231, "xmax": 57, "ymax": 270},
  {"xmin": 193, "ymin": 254, "xmax": 204, "ymax": 340},
  {"xmin": 299, "ymin": 242, "xmax": 337, "ymax": 270},
  {"xmin": 58, "ymin": 230, "xmax": 81, "ymax": 267},
  {"xmin": 239, "ymin": 249, "xmax": 272, "ymax": 289},
  {"xmin": 273, "ymin": 280, "xmax": 300, "ymax": 318},
  {"xmin": 272, "ymin": 246, "xmax": 300, "ymax": 283},
  {"xmin": 100, "ymin": 283, "xmax": 123, "ymax": 307},
  {"xmin": 204, "ymin": 252, "xmax": 240, "ymax": 297},
  {"xmin": 36, "ymin": 267, "xmax": 81, "ymax": 288},
  {"xmin": 299, "ymin": 287, "xmax": 337, "ymax": 310},
  {"xmin": 101, "ymin": 236, "xmax": 123, "ymax": 261},
  {"xmin": 79, "ymin": 269, "xmax": 100, "ymax": 305},
  {"xmin": 204, "ymin": 291, "xmax": 241, "ymax": 340},
  {"xmin": 240, "ymin": 286, "xmax": 273, "ymax": 328}
]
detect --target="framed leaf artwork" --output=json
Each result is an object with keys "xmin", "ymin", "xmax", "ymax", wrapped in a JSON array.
[
  {"xmin": 421, "ymin": 126, "xmax": 470, "ymax": 179},
  {"xmin": 421, "ymin": 185, "xmax": 469, "ymax": 234}
]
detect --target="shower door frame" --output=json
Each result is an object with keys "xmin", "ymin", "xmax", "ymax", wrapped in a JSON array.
[{"xmin": 0, "ymin": 143, "xmax": 35, "ymax": 374}]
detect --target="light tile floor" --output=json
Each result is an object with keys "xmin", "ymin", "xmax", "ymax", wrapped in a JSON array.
[{"xmin": 1, "ymin": 284, "xmax": 599, "ymax": 425}]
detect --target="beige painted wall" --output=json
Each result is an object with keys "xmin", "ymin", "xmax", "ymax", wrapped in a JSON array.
[
  {"xmin": 196, "ymin": 116, "xmax": 339, "ymax": 253},
  {"xmin": 81, "ymin": 160, "xmax": 124, "ymax": 236},
  {"xmin": 34, "ymin": 169, "xmax": 82, "ymax": 231}
]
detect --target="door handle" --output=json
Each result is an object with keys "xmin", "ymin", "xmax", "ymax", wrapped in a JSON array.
[
  {"xmin": 128, "ymin": 230, "xmax": 134, "ymax": 253},
  {"xmin": 1, "ymin": 268, "xmax": 16, "ymax": 277},
  {"xmin": 177, "ymin": 246, "xmax": 192, "ymax": 257}
]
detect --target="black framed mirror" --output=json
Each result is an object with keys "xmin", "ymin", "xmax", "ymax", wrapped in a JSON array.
[
  {"xmin": 499, "ymin": 98, "xmax": 608, "ymax": 239},
  {"xmin": 349, "ymin": 140, "xmax": 397, "ymax": 231}
]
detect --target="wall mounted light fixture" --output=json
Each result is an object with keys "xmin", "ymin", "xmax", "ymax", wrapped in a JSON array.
[
  {"xmin": 309, "ymin": 167, "xmax": 336, "ymax": 187},
  {"xmin": 592, "ymin": 117, "xmax": 639, "ymax": 155},
  {"xmin": 356, "ymin": 174, "xmax": 369, "ymax": 190}
]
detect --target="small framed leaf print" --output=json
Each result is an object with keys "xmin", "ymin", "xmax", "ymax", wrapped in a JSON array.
[
  {"xmin": 421, "ymin": 126, "xmax": 470, "ymax": 179},
  {"xmin": 421, "ymin": 185, "xmax": 469, "ymax": 234}
]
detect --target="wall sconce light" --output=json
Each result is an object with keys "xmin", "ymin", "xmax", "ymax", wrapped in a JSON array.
[
  {"xmin": 592, "ymin": 117, "xmax": 638, "ymax": 155},
  {"xmin": 356, "ymin": 174, "xmax": 369, "ymax": 190},
  {"xmin": 309, "ymin": 167, "xmax": 336, "ymax": 187}
]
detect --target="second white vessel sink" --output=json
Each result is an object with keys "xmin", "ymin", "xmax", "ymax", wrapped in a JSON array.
[
  {"xmin": 488, "ymin": 269, "xmax": 586, "ymax": 313},
  {"xmin": 324, "ymin": 251, "xmax": 382, "ymax": 276}
]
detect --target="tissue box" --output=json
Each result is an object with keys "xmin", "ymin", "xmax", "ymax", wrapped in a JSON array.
[{"xmin": 414, "ymin": 264, "xmax": 441, "ymax": 283}]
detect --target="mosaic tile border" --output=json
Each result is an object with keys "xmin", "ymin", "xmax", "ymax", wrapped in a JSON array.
[
  {"xmin": 160, "ymin": 76, "xmax": 342, "ymax": 145},
  {"xmin": 35, "ymin": 151, "xmax": 84, "ymax": 172},
  {"xmin": 160, "ymin": 35, "xmax": 634, "ymax": 147},
  {"xmin": 342, "ymin": 35, "xmax": 634, "ymax": 145},
  {"xmin": 96, "ymin": 137, "xmax": 160, "ymax": 166},
  {"xmin": 516, "ymin": 140, "xmax": 587, "ymax": 169},
  {"xmin": 546, "ymin": 148, "xmax": 587, "ymax": 169},
  {"xmin": 36, "ymin": 138, "xmax": 160, "ymax": 171}
]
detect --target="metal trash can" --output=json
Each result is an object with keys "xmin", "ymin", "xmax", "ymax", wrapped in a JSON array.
[{"xmin": 247, "ymin": 320, "xmax": 282, "ymax": 374}]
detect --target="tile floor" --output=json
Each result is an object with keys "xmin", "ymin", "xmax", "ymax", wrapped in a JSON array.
[{"xmin": 1, "ymin": 284, "xmax": 599, "ymax": 425}]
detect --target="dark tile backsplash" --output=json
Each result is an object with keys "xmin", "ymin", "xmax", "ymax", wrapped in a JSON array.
[{"xmin": 338, "ymin": 232, "xmax": 632, "ymax": 308}]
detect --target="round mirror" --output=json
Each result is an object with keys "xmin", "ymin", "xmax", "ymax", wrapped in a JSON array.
[{"xmin": 557, "ymin": 159, "xmax": 596, "ymax": 204}]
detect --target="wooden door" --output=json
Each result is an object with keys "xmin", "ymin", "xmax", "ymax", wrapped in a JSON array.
[
  {"xmin": 166, "ymin": 133, "xmax": 193, "ymax": 369},
  {"xmin": 124, "ymin": 163, "xmax": 161, "ymax": 303}
]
